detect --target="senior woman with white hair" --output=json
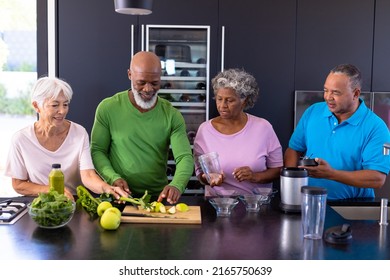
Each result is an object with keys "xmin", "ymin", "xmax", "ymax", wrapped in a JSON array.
[
  {"xmin": 5, "ymin": 76, "xmax": 129, "ymax": 201},
  {"xmin": 193, "ymin": 68, "xmax": 283, "ymax": 196}
]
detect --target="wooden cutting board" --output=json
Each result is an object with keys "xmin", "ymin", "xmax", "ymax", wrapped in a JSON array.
[{"xmin": 121, "ymin": 205, "xmax": 202, "ymax": 224}]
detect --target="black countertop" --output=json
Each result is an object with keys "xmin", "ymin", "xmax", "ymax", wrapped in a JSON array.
[{"xmin": 0, "ymin": 195, "xmax": 389, "ymax": 260}]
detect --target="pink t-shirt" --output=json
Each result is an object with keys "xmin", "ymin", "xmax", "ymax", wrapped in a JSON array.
[
  {"xmin": 5, "ymin": 121, "xmax": 95, "ymax": 194},
  {"xmin": 193, "ymin": 114, "xmax": 283, "ymax": 194}
]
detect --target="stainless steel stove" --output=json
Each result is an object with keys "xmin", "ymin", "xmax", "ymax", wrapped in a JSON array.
[{"xmin": 0, "ymin": 199, "xmax": 28, "ymax": 225}]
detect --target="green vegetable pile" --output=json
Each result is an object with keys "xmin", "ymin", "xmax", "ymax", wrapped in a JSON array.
[{"xmin": 29, "ymin": 191, "xmax": 75, "ymax": 228}]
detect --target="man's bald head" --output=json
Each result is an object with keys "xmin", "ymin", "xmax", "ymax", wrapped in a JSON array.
[{"xmin": 129, "ymin": 51, "xmax": 161, "ymax": 74}]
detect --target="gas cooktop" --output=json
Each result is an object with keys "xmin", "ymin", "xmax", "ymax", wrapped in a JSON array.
[{"xmin": 0, "ymin": 199, "xmax": 28, "ymax": 225}]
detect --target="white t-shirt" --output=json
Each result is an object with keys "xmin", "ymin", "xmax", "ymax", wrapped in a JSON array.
[{"xmin": 5, "ymin": 121, "xmax": 95, "ymax": 194}]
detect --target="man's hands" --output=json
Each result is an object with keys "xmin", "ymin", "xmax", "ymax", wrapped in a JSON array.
[
  {"xmin": 111, "ymin": 179, "xmax": 182, "ymax": 205},
  {"xmin": 158, "ymin": 185, "xmax": 181, "ymax": 204},
  {"xmin": 298, "ymin": 158, "xmax": 333, "ymax": 179}
]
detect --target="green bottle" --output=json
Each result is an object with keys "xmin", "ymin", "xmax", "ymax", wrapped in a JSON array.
[{"xmin": 49, "ymin": 163, "xmax": 64, "ymax": 194}]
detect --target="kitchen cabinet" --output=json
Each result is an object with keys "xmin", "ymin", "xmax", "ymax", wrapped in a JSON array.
[
  {"xmin": 218, "ymin": 0, "xmax": 297, "ymax": 149},
  {"xmin": 372, "ymin": 0, "xmax": 390, "ymax": 91},
  {"xmin": 295, "ymin": 0, "xmax": 375, "ymax": 91}
]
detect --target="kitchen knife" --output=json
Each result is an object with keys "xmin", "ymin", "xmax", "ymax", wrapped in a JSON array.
[{"xmin": 121, "ymin": 212, "xmax": 187, "ymax": 219}]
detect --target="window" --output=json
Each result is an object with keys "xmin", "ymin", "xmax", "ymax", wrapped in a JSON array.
[{"xmin": 0, "ymin": 0, "xmax": 37, "ymax": 197}]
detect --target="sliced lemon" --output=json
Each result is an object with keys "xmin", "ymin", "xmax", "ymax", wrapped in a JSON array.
[{"xmin": 176, "ymin": 203, "xmax": 189, "ymax": 212}]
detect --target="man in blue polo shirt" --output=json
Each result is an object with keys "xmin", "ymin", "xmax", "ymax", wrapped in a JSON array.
[{"xmin": 284, "ymin": 64, "xmax": 390, "ymax": 200}]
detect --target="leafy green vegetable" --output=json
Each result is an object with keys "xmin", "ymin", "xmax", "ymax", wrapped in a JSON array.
[
  {"xmin": 119, "ymin": 190, "xmax": 152, "ymax": 210},
  {"xmin": 29, "ymin": 191, "xmax": 74, "ymax": 228},
  {"xmin": 76, "ymin": 185, "xmax": 115, "ymax": 215},
  {"xmin": 77, "ymin": 185, "xmax": 152, "ymax": 214},
  {"xmin": 76, "ymin": 185, "xmax": 100, "ymax": 215}
]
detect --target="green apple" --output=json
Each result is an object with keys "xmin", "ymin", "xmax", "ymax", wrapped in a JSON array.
[
  {"xmin": 97, "ymin": 201, "xmax": 113, "ymax": 216},
  {"xmin": 108, "ymin": 206, "xmax": 121, "ymax": 218},
  {"xmin": 168, "ymin": 206, "xmax": 176, "ymax": 214},
  {"xmin": 154, "ymin": 202, "xmax": 166, "ymax": 213},
  {"xmin": 100, "ymin": 207, "xmax": 121, "ymax": 230}
]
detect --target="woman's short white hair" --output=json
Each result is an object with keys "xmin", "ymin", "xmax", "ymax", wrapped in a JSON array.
[{"xmin": 31, "ymin": 76, "xmax": 73, "ymax": 106}]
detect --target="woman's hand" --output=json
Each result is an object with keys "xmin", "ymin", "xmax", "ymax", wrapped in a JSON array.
[
  {"xmin": 202, "ymin": 172, "xmax": 224, "ymax": 187},
  {"xmin": 232, "ymin": 166, "xmax": 253, "ymax": 182},
  {"xmin": 112, "ymin": 178, "xmax": 130, "ymax": 193},
  {"xmin": 64, "ymin": 187, "xmax": 75, "ymax": 201},
  {"xmin": 110, "ymin": 178, "xmax": 131, "ymax": 203}
]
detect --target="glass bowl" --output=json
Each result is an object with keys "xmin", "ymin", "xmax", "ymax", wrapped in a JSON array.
[
  {"xmin": 209, "ymin": 197, "xmax": 239, "ymax": 217},
  {"xmin": 253, "ymin": 188, "xmax": 278, "ymax": 205},
  {"xmin": 239, "ymin": 194, "xmax": 268, "ymax": 212},
  {"xmin": 27, "ymin": 201, "xmax": 76, "ymax": 229}
]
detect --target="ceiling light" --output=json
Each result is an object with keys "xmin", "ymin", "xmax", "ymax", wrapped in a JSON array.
[{"xmin": 114, "ymin": 0, "xmax": 153, "ymax": 15}]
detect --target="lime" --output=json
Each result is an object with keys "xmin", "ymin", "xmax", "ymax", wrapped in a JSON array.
[{"xmin": 176, "ymin": 203, "xmax": 189, "ymax": 212}]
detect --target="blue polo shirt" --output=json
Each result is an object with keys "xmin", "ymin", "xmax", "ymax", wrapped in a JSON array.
[{"xmin": 289, "ymin": 99, "xmax": 390, "ymax": 200}]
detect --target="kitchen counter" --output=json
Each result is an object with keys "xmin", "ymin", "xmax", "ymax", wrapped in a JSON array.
[{"xmin": 0, "ymin": 195, "xmax": 389, "ymax": 260}]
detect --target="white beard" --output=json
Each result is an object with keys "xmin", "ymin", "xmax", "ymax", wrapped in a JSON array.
[{"xmin": 132, "ymin": 82, "xmax": 158, "ymax": 110}]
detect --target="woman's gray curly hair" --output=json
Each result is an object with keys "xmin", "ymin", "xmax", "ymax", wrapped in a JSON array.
[{"xmin": 211, "ymin": 68, "xmax": 259, "ymax": 110}]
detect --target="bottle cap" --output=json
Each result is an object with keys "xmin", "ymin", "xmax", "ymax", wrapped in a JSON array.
[
  {"xmin": 52, "ymin": 163, "xmax": 61, "ymax": 168},
  {"xmin": 280, "ymin": 167, "xmax": 308, "ymax": 177},
  {"xmin": 301, "ymin": 186, "xmax": 327, "ymax": 195}
]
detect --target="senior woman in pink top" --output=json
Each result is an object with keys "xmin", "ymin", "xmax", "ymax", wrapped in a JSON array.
[{"xmin": 193, "ymin": 68, "xmax": 283, "ymax": 195}]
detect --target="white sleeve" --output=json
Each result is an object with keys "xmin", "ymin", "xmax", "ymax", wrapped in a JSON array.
[
  {"xmin": 4, "ymin": 132, "xmax": 29, "ymax": 180},
  {"xmin": 78, "ymin": 127, "xmax": 95, "ymax": 171}
]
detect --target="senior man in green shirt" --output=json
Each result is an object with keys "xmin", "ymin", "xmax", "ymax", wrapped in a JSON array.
[{"xmin": 91, "ymin": 51, "xmax": 194, "ymax": 204}]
